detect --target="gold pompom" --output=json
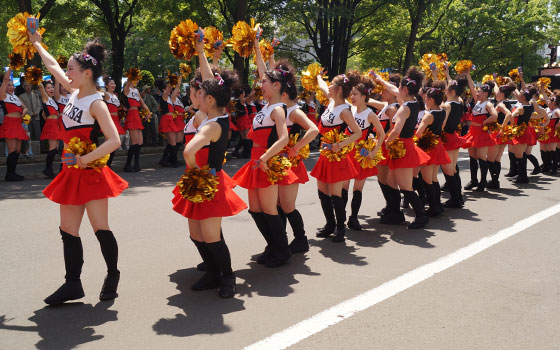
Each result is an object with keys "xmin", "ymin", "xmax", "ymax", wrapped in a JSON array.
[
  {"xmin": 500, "ymin": 125, "xmax": 514, "ymax": 143},
  {"xmin": 316, "ymin": 89, "xmax": 329, "ymax": 106},
  {"xmin": 482, "ymin": 75, "xmax": 493, "ymax": 84},
  {"xmin": 298, "ymin": 90, "xmax": 310, "ymax": 101},
  {"xmin": 495, "ymin": 76, "xmax": 506, "ymax": 86},
  {"xmin": 281, "ymin": 133, "xmax": 310, "ymax": 167},
  {"xmin": 7, "ymin": 12, "xmax": 48, "ymax": 60},
  {"xmin": 320, "ymin": 129, "xmax": 353, "ymax": 162},
  {"xmin": 140, "ymin": 109, "xmax": 151, "ymax": 122},
  {"xmin": 264, "ymin": 155, "xmax": 292, "ymax": 184},
  {"xmin": 354, "ymin": 136, "xmax": 384, "ymax": 168},
  {"xmin": 254, "ymin": 39, "xmax": 274, "ymax": 64},
  {"xmin": 64, "ymin": 137, "xmax": 109, "ymax": 171},
  {"xmin": 203, "ymin": 26, "xmax": 223, "ymax": 57},
  {"xmin": 415, "ymin": 130, "xmax": 440, "ymax": 152},
  {"xmin": 555, "ymin": 127, "xmax": 560, "ymax": 139},
  {"xmin": 536, "ymin": 123, "xmax": 551, "ymax": 142},
  {"xmin": 369, "ymin": 68, "xmax": 389, "ymax": 94},
  {"xmin": 177, "ymin": 166, "xmax": 220, "ymax": 203},
  {"xmin": 8, "ymin": 52, "xmax": 26, "ymax": 71},
  {"xmin": 168, "ymin": 71, "xmax": 179, "ymax": 87},
  {"xmin": 180, "ymin": 63, "xmax": 192, "ymax": 79},
  {"xmin": 24, "ymin": 66, "xmax": 43, "ymax": 85},
  {"xmin": 169, "ymin": 19, "xmax": 199, "ymax": 60},
  {"xmin": 301, "ymin": 62, "xmax": 327, "ymax": 93},
  {"xmin": 508, "ymin": 68, "xmax": 520, "ymax": 83},
  {"xmin": 512, "ymin": 123, "xmax": 527, "ymax": 138},
  {"xmin": 118, "ymin": 106, "xmax": 127, "ymax": 123},
  {"xmin": 454, "ymin": 60, "xmax": 473, "ymax": 74},
  {"xmin": 482, "ymin": 122, "xmax": 500, "ymax": 133},
  {"xmin": 387, "ymin": 138, "xmax": 406, "ymax": 159},
  {"xmin": 537, "ymin": 77, "xmax": 551, "ymax": 89},
  {"xmin": 253, "ymin": 85, "xmax": 263, "ymax": 101},
  {"xmin": 418, "ymin": 53, "xmax": 447, "ymax": 80},
  {"xmin": 125, "ymin": 67, "xmax": 142, "ymax": 82},
  {"xmin": 230, "ymin": 18, "xmax": 259, "ymax": 58},
  {"xmin": 22, "ymin": 114, "xmax": 31, "ymax": 125},
  {"xmin": 56, "ymin": 55, "xmax": 68, "ymax": 69}
]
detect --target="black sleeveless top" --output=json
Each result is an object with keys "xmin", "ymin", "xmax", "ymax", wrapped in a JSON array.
[
  {"xmin": 443, "ymin": 101, "xmax": 463, "ymax": 133},
  {"xmin": 496, "ymin": 100, "xmax": 514, "ymax": 124},
  {"xmin": 204, "ymin": 115, "xmax": 230, "ymax": 171},
  {"xmin": 400, "ymin": 100, "xmax": 419, "ymax": 138},
  {"xmin": 517, "ymin": 104, "xmax": 534, "ymax": 125},
  {"xmin": 159, "ymin": 96, "xmax": 174, "ymax": 115},
  {"xmin": 266, "ymin": 105, "xmax": 288, "ymax": 148},
  {"xmin": 427, "ymin": 110, "xmax": 445, "ymax": 135}
]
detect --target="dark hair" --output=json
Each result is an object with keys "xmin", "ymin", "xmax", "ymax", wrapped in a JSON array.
[
  {"xmin": 233, "ymin": 88, "xmax": 244, "ymax": 99},
  {"xmin": 388, "ymin": 73, "xmax": 402, "ymax": 87},
  {"xmin": 400, "ymin": 67, "xmax": 424, "ymax": 96},
  {"xmin": 265, "ymin": 59, "xmax": 296, "ymax": 97},
  {"xmin": 520, "ymin": 84, "xmax": 538, "ymax": 102},
  {"xmin": 333, "ymin": 70, "xmax": 361, "ymax": 98},
  {"xmin": 447, "ymin": 74, "xmax": 468, "ymax": 96},
  {"xmin": 201, "ymin": 69, "xmax": 239, "ymax": 108},
  {"xmin": 498, "ymin": 82, "xmax": 516, "ymax": 98},
  {"xmin": 480, "ymin": 81, "xmax": 495, "ymax": 95},
  {"xmin": 353, "ymin": 75, "xmax": 376, "ymax": 100},
  {"xmin": 42, "ymin": 80, "xmax": 54, "ymax": 88},
  {"xmin": 426, "ymin": 80, "xmax": 446, "ymax": 105},
  {"xmin": 551, "ymin": 91, "xmax": 560, "ymax": 106},
  {"xmin": 190, "ymin": 66, "xmax": 219, "ymax": 91},
  {"xmin": 72, "ymin": 39, "xmax": 107, "ymax": 82},
  {"xmin": 103, "ymin": 74, "xmax": 114, "ymax": 87},
  {"xmin": 242, "ymin": 85, "xmax": 252, "ymax": 96}
]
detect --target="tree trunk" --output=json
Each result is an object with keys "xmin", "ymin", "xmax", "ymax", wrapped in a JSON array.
[
  {"xmin": 112, "ymin": 33, "xmax": 125, "ymax": 92},
  {"xmin": 402, "ymin": 2, "xmax": 426, "ymax": 74}
]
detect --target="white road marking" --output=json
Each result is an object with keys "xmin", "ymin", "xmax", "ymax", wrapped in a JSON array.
[{"xmin": 245, "ymin": 203, "xmax": 560, "ymax": 350}]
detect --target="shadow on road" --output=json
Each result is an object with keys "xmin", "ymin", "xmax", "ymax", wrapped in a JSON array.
[
  {"xmin": 152, "ymin": 268, "xmax": 245, "ymax": 337},
  {"xmin": 308, "ymin": 237, "xmax": 368, "ymax": 266},
  {"xmin": 0, "ymin": 301, "xmax": 117, "ymax": 350}
]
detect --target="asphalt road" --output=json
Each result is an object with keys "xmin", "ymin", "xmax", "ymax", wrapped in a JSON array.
[{"xmin": 0, "ymin": 150, "xmax": 559, "ymax": 350}]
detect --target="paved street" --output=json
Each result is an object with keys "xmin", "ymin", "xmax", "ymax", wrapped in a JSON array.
[{"xmin": 1, "ymin": 151, "xmax": 559, "ymax": 350}]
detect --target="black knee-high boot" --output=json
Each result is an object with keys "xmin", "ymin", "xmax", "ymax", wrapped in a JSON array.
[
  {"xmin": 380, "ymin": 187, "xmax": 405, "ymax": 224},
  {"xmin": 287, "ymin": 210, "xmax": 309, "ymax": 253},
  {"xmin": 124, "ymin": 146, "xmax": 134, "ymax": 172},
  {"xmin": 422, "ymin": 181, "xmax": 442, "ymax": 217},
  {"xmin": 514, "ymin": 156, "xmax": 529, "ymax": 184},
  {"xmin": 277, "ymin": 206, "xmax": 287, "ymax": 226},
  {"xmin": 476, "ymin": 159, "xmax": 488, "ymax": 192},
  {"xmin": 44, "ymin": 229, "xmax": 85, "ymax": 305},
  {"xmin": 413, "ymin": 176, "xmax": 426, "ymax": 206},
  {"xmin": 378, "ymin": 183, "xmax": 390, "ymax": 216},
  {"xmin": 317, "ymin": 190, "xmax": 336, "ymax": 237},
  {"xmin": 262, "ymin": 213, "xmax": 291, "ymax": 267},
  {"xmin": 331, "ymin": 195, "xmax": 347, "ymax": 242},
  {"xmin": 206, "ymin": 239, "xmax": 236, "ymax": 298},
  {"xmin": 401, "ymin": 190, "xmax": 429, "ymax": 229},
  {"xmin": 133, "ymin": 144, "xmax": 141, "ymax": 172},
  {"xmin": 168, "ymin": 145, "xmax": 180, "ymax": 168},
  {"xmin": 347, "ymin": 190, "xmax": 362, "ymax": 231},
  {"xmin": 443, "ymin": 174, "xmax": 463, "ymax": 208},
  {"xmin": 159, "ymin": 144, "xmax": 171, "ymax": 167},
  {"xmin": 190, "ymin": 239, "xmax": 220, "ymax": 290},
  {"xmin": 505, "ymin": 152, "xmax": 517, "ymax": 177},
  {"xmin": 43, "ymin": 149, "xmax": 57, "ymax": 179},
  {"xmin": 541, "ymin": 150, "xmax": 550, "ymax": 173},
  {"xmin": 465, "ymin": 156, "xmax": 479, "ymax": 189},
  {"xmin": 550, "ymin": 151, "xmax": 558, "ymax": 174},
  {"xmin": 527, "ymin": 153, "xmax": 540, "ymax": 175},
  {"xmin": 249, "ymin": 211, "xmax": 273, "ymax": 264},
  {"xmin": 488, "ymin": 161, "xmax": 501, "ymax": 189},
  {"xmin": 433, "ymin": 181, "xmax": 443, "ymax": 212},
  {"xmin": 232, "ymin": 137, "xmax": 244, "ymax": 157},
  {"xmin": 5, "ymin": 151, "xmax": 24, "ymax": 181},
  {"xmin": 341, "ymin": 188, "xmax": 348, "ymax": 207},
  {"xmin": 95, "ymin": 230, "xmax": 120, "ymax": 300}
]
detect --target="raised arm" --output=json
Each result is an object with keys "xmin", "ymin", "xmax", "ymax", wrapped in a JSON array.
[
  {"xmin": 316, "ymin": 75, "xmax": 329, "ymax": 100},
  {"xmin": 28, "ymin": 31, "xmax": 73, "ymax": 92},
  {"xmin": 170, "ymin": 76, "xmax": 183, "ymax": 101},
  {"xmin": 253, "ymin": 31, "xmax": 267, "ymax": 80},
  {"xmin": 38, "ymin": 84, "xmax": 49, "ymax": 103},
  {"xmin": 375, "ymin": 77, "xmax": 399, "ymax": 97},
  {"xmin": 466, "ymin": 71, "xmax": 476, "ymax": 102},
  {"xmin": 194, "ymin": 31, "xmax": 213, "ymax": 81}
]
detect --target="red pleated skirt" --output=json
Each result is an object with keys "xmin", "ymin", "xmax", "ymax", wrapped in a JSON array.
[
  {"xmin": 44, "ymin": 157, "xmax": 128, "ymax": 205},
  {"xmin": 310, "ymin": 151, "xmax": 358, "ymax": 183},
  {"xmin": 347, "ymin": 148, "xmax": 378, "ymax": 180},
  {"xmin": 541, "ymin": 122, "xmax": 560, "ymax": 144},
  {"xmin": 172, "ymin": 170, "xmax": 247, "ymax": 220},
  {"xmin": 278, "ymin": 159, "xmax": 309, "ymax": 185},
  {"xmin": 236, "ymin": 115, "xmax": 252, "ymax": 131},
  {"xmin": 233, "ymin": 146, "xmax": 298, "ymax": 189},
  {"xmin": 110, "ymin": 114, "xmax": 126, "ymax": 135},
  {"xmin": 424, "ymin": 142, "xmax": 451, "ymax": 166},
  {"xmin": 40, "ymin": 118, "xmax": 60, "ymax": 140},
  {"xmin": 0, "ymin": 117, "xmax": 29, "ymax": 140},
  {"xmin": 491, "ymin": 131, "xmax": 512, "ymax": 145},
  {"xmin": 174, "ymin": 115, "xmax": 185, "ymax": 133},
  {"xmin": 464, "ymin": 125, "xmax": 496, "ymax": 148},
  {"xmin": 387, "ymin": 137, "xmax": 430, "ymax": 170},
  {"xmin": 125, "ymin": 109, "xmax": 143, "ymax": 130},
  {"xmin": 377, "ymin": 143, "xmax": 389, "ymax": 167},
  {"xmin": 512, "ymin": 127, "xmax": 536, "ymax": 145},
  {"xmin": 442, "ymin": 131, "xmax": 469, "ymax": 150},
  {"xmin": 159, "ymin": 114, "xmax": 176, "ymax": 133},
  {"xmin": 230, "ymin": 119, "xmax": 238, "ymax": 132},
  {"xmin": 527, "ymin": 126, "xmax": 537, "ymax": 146}
]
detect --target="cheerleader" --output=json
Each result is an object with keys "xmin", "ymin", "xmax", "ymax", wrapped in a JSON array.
[
  {"xmin": 310, "ymin": 71, "xmax": 362, "ymax": 242},
  {"xmin": 55, "ymin": 80, "xmax": 71, "ymax": 134},
  {"xmin": 415, "ymin": 81, "xmax": 451, "ymax": 216},
  {"xmin": 173, "ymin": 90, "xmax": 187, "ymax": 165},
  {"xmin": 158, "ymin": 77, "xmax": 183, "ymax": 167},
  {"xmin": 464, "ymin": 72, "xmax": 498, "ymax": 192},
  {"xmin": 383, "ymin": 67, "xmax": 430, "ymax": 229},
  {"xmin": 0, "ymin": 68, "xmax": 29, "ymax": 181},
  {"xmin": 486, "ymin": 83, "xmax": 516, "ymax": 188},
  {"xmin": 343, "ymin": 75, "xmax": 385, "ymax": 230},
  {"xmin": 232, "ymin": 36, "xmax": 296, "ymax": 267},
  {"xmin": 123, "ymin": 76, "xmax": 151, "ymax": 172},
  {"xmin": 37, "ymin": 81, "xmax": 60, "ymax": 179},
  {"xmin": 30, "ymin": 32, "xmax": 128, "ymax": 304},
  {"xmin": 539, "ymin": 91, "xmax": 560, "ymax": 174},
  {"xmin": 102, "ymin": 76, "xmax": 126, "ymax": 168},
  {"xmin": 502, "ymin": 85, "xmax": 541, "ymax": 184},
  {"xmin": 277, "ymin": 82, "xmax": 319, "ymax": 252},
  {"xmin": 369, "ymin": 74, "xmax": 402, "ymax": 221}
]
